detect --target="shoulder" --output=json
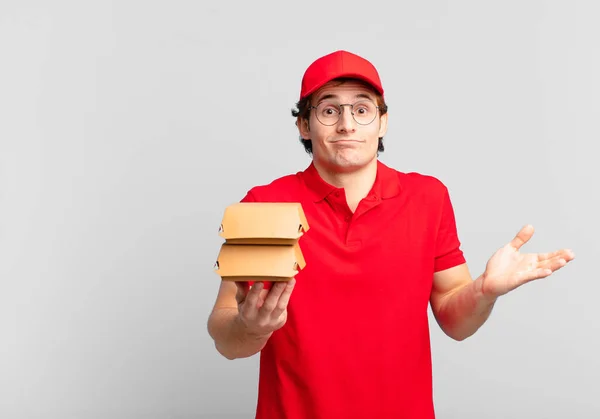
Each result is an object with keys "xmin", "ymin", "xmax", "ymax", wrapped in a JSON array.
[
  {"xmin": 378, "ymin": 160, "xmax": 448, "ymax": 195},
  {"xmin": 381, "ymin": 165, "xmax": 455, "ymax": 215},
  {"xmin": 401, "ymin": 171, "xmax": 448, "ymax": 193},
  {"xmin": 393, "ymin": 171, "xmax": 460, "ymax": 228},
  {"xmin": 241, "ymin": 171, "xmax": 304, "ymax": 203},
  {"xmin": 389, "ymin": 165, "xmax": 451, "ymax": 203}
]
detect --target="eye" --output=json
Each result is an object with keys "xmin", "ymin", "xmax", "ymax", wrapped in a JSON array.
[
  {"xmin": 320, "ymin": 105, "xmax": 339, "ymax": 116},
  {"xmin": 354, "ymin": 101, "xmax": 374, "ymax": 115}
]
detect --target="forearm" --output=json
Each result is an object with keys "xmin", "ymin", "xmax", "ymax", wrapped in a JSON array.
[
  {"xmin": 436, "ymin": 275, "xmax": 497, "ymax": 341},
  {"xmin": 207, "ymin": 308, "xmax": 271, "ymax": 360}
]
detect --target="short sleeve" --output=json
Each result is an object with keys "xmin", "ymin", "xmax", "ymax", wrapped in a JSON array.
[
  {"xmin": 240, "ymin": 190, "xmax": 257, "ymax": 203},
  {"xmin": 434, "ymin": 187, "xmax": 466, "ymax": 272}
]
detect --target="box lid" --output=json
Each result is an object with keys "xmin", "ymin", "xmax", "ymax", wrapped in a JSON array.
[
  {"xmin": 218, "ymin": 202, "xmax": 310, "ymax": 243},
  {"xmin": 214, "ymin": 243, "xmax": 306, "ymax": 279}
]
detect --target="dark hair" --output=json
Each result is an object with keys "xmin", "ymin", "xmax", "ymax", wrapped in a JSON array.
[{"xmin": 291, "ymin": 78, "xmax": 389, "ymax": 155}]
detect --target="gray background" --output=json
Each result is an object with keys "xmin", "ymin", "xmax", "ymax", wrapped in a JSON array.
[{"xmin": 1, "ymin": 1, "xmax": 598, "ymax": 418}]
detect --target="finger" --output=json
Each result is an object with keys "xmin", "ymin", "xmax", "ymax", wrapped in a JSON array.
[
  {"xmin": 509, "ymin": 224, "xmax": 534, "ymax": 250},
  {"xmin": 517, "ymin": 267, "xmax": 553, "ymax": 284},
  {"xmin": 242, "ymin": 281, "xmax": 264, "ymax": 316},
  {"xmin": 257, "ymin": 281, "xmax": 289, "ymax": 316},
  {"xmin": 517, "ymin": 255, "xmax": 570, "ymax": 284},
  {"xmin": 270, "ymin": 278, "xmax": 296, "ymax": 320},
  {"xmin": 536, "ymin": 250, "xmax": 564, "ymax": 262},
  {"xmin": 537, "ymin": 255, "xmax": 569, "ymax": 272},
  {"xmin": 255, "ymin": 288, "xmax": 270, "ymax": 309},
  {"xmin": 537, "ymin": 249, "xmax": 576, "ymax": 262},
  {"xmin": 235, "ymin": 281, "xmax": 250, "ymax": 304}
]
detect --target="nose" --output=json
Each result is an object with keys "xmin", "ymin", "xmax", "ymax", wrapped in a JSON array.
[{"xmin": 336, "ymin": 105, "xmax": 356, "ymax": 132}]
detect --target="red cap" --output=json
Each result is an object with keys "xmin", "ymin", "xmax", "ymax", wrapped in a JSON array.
[{"xmin": 299, "ymin": 50, "xmax": 384, "ymax": 100}]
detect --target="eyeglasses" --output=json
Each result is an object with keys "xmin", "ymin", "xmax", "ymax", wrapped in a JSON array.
[{"xmin": 309, "ymin": 99, "xmax": 379, "ymax": 126}]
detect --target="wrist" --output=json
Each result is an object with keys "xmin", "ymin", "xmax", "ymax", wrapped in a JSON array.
[{"xmin": 474, "ymin": 274, "xmax": 498, "ymax": 307}]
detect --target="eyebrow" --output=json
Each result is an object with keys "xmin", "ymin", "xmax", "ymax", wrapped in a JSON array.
[{"xmin": 315, "ymin": 93, "xmax": 374, "ymax": 103}]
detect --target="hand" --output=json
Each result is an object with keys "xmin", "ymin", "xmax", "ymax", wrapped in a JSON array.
[
  {"xmin": 234, "ymin": 279, "xmax": 296, "ymax": 338},
  {"xmin": 480, "ymin": 225, "xmax": 575, "ymax": 300}
]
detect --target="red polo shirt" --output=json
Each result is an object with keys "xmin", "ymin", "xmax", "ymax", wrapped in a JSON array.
[{"xmin": 239, "ymin": 159, "xmax": 465, "ymax": 419}]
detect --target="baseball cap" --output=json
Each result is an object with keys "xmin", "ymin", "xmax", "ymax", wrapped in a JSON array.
[{"xmin": 299, "ymin": 50, "xmax": 384, "ymax": 100}]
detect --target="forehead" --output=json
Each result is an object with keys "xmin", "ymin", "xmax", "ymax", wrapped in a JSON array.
[{"xmin": 312, "ymin": 80, "xmax": 378, "ymax": 103}]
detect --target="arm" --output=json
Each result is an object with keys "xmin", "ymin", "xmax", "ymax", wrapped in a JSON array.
[
  {"xmin": 430, "ymin": 225, "xmax": 575, "ymax": 341},
  {"xmin": 207, "ymin": 282, "xmax": 270, "ymax": 360},
  {"xmin": 207, "ymin": 279, "xmax": 296, "ymax": 360},
  {"xmin": 430, "ymin": 264, "xmax": 496, "ymax": 341}
]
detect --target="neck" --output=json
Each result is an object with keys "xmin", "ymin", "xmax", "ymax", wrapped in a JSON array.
[{"xmin": 313, "ymin": 158, "xmax": 378, "ymax": 212}]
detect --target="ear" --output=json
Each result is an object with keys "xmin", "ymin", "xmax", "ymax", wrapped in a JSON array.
[
  {"xmin": 377, "ymin": 112, "xmax": 388, "ymax": 138},
  {"xmin": 297, "ymin": 117, "xmax": 310, "ymax": 139}
]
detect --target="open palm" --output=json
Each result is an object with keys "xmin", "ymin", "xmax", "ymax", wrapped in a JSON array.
[{"xmin": 480, "ymin": 225, "xmax": 575, "ymax": 299}]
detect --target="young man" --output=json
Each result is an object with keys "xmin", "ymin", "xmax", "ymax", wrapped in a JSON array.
[{"xmin": 207, "ymin": 50, "xmax": 575, "ymax": 418}]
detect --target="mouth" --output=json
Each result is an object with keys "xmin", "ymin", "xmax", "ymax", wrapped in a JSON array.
[{"xmin": 332, "ymin": 139, "xmax": 361, "ymax": 143}]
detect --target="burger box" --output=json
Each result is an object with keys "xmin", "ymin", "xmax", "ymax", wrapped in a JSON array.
[{"xmin": 214, "ymin": 203, "xmax": 309, "ymax": 286}]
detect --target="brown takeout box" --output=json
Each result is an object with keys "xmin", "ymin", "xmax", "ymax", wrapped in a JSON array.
[{"xmin": 214, "ymin": 203, "xmax": 309, "ymax": 282}]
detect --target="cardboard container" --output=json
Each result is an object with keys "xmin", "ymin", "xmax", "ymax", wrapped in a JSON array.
[
  {"xmin": 215, "ymin": 242, "xmax": 306, "ymax": 282},
  {"xmin": 214, "ymin": 202, "xmax": 309, "ymax": 283},
  {"xmin": 218, "ymin": 202, "xmax": 309, "ymax": 245}
]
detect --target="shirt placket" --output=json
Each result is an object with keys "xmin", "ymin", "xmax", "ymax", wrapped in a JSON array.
[{"xmin": 327, "ymin": 189, "xmax": 382, "ymax": 248}]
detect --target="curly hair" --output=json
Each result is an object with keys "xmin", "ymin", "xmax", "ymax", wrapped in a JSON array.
[{"xmin": 291, "ymin": 78, "xmax": 389, "ymax": 155}]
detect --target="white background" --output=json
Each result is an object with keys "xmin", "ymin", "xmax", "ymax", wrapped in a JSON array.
[{"xmin": 1, "ymin": 1, "xmax": 598, "ymax": 418}]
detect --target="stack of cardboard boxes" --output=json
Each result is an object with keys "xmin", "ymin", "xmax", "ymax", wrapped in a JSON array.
[{"xmin": 214, "ymin": 203, "xmax": 309, "ymax": 285}]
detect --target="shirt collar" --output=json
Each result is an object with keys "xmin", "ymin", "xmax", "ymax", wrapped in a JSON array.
[{"xmin": 301, "ymin": 159, "xmax": 402, "ymax": 202}]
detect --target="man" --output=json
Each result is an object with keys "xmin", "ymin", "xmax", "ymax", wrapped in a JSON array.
[{"xmin": 207, "ymin": 50, "xmax": 575, "ymax": 418}]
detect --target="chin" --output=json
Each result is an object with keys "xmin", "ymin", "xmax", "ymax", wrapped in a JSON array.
[{"xmin": 330, "ymin": 156, "xmax": 375, "ymax": 171}]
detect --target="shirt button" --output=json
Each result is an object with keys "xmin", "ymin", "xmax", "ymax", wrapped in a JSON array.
[
  {"xmin": 345, "ymin": 216, "xmax": 351, "ymax": 222},
  {"xmin": 334, "ymin": 191, "xmax": 340, "ymax": 197}
]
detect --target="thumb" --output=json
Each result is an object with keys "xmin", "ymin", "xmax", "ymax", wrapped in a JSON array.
[{"xmin": 509, "ymin": 224, "xmax": 534, "ymax": 251}]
